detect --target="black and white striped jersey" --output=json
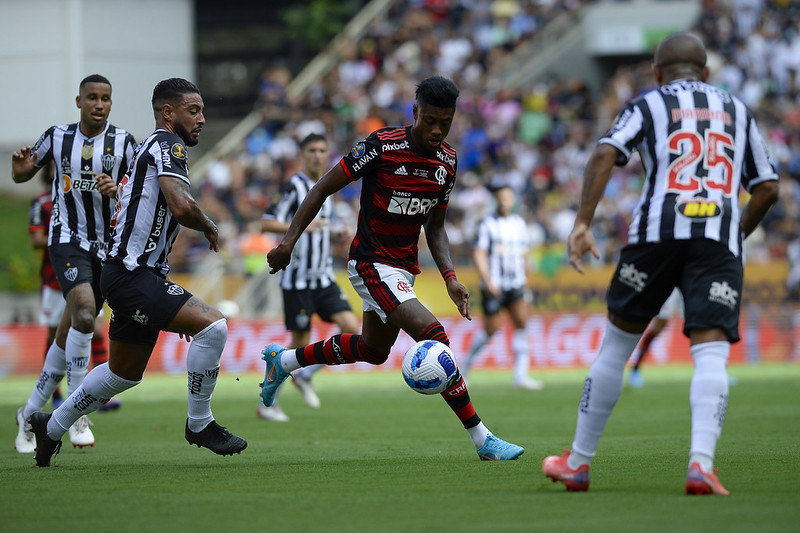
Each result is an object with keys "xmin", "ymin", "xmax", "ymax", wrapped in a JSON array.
[
  {"xmin": 474, "ymin": 213, "xmax": 529, "ymax": 291},
  {"xmin": 601, "ymin": 79, "xmax": 778, "ymax": 258},
  {"xmin": 107, "ymin": 130, "xmax": 190, "ymax": 275},
  {"xmin": 32, "ymin": 122, "xmax": 136, "ymax": 258},
  {"xmin": 264, "ymin": 172, "xmax": 335, "ymax": 290}
]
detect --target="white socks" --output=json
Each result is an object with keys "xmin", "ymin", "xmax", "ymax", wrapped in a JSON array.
[
  {"xmin": 467, "ymin": 421, "xmax": 491, "ymax": 448},
  {"xmin": 23, "ymin": 342, "xmax": 66, "ymax": 419},
  {"xmin": 512, "ymin": 329, "xmax": 529, "ymax": 382},
  {"xmin": 689, "ymin": 341, "xmax": 730, "ymax": 470},
  {"xmin": 464, "ymin": 330, "xmax": 489, "ymax": 370},
  {"xmin": 571, "ymin": 321, "xmax": 643, "ymax": 461},
  {"xmin": 65, "ymin": 327, "xmax": 93, "ymax": 396},
  {"xmin": 48, "ymin": 363, "xmax": 139, "ymax": 439},
  {"xmin": 186, "ymin": 319, "xmax": 227, "ymax": 432},
  {"xmin": 279, "ymin": 349, "xmax": 302, "ymax": 373},
  {"xmin": 294, "ymin": 363, "xmax": 322, "ymax": 381}
]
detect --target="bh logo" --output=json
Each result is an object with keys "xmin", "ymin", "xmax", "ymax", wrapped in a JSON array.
[{"xmin": 397, "ymin": 281, "xmax": 413, "ymax": 293}]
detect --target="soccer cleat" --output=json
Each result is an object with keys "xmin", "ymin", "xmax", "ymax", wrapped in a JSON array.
[
  {"xmin": 628, "ymin": 368, "xmax": 645, "ymax": 388},
  {"xmin": 185, "ymin": 419, "xmax": 247, "ymax": 456},
  {"xmin": 260, "ymin": 343, "xmax": 291, "ymax": 407},
  {"xmin": 256, "ymin": 403, "xmax": 290, "ymax": 422},
  {"xmin": 292, "ymin": 375, "xmax": 321, "ymax": 409},
  {"xmin": 69, "ymin": 415, "xmax": 95, "ymax": 448},
  {"xmin": 98, "ymin": 398, "xmax": 122, "ymax": 412},
  {"xmin": 476, "ymin": 434, "xmax": 525, "ymax": 461},
  {"xmin": 542, "ymin": 449, "xmax": 590, "ymax": 491},
  {"xmin": 29, "ymin": 412, "xmax": 63, "ymax": 467},
  {"xmin": 685, "ymin": 462, "xmax": 730, "ymax": 495},
  {"xmin": 15, "ymin": 407, "xmax": 35, "ymax": 453},
  {"xmin": 512, "ymin": 377, "xmax": 544, "ymax": 390}
]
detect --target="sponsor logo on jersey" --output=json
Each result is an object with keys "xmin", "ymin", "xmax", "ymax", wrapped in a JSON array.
[
  {"xmin": 381, "ymin": 140, "xmax": 409, "ymax": 152},
  {"xmin": 387, "ymin": 194, "xmax": 439, "ymax": 216},
  {"xmin": 62, "ymin": 176, "xmax": 99, "ymax": 193},
  {"xmin": 436, "ymin": 151, "xmax": 455, "ymax": 166},
  {"xmin": 170, "ymin": 143, "xmax": 186, "ymax": 160},
  {"xmin": 166, "ymin": 284, "xmax": 185, "ymax": 296},
  {"xmin": 395, "ymin": 165, "xmax": 408, "ymax": 175},
  {"xmin": 61, "ymin": 156, "xmax": 72, "ymax": 175},
  {"xmin": 132, "ymin": 310, "xmax": 149, "ymax": 325},
  {"xmin": 351, "ymin": 142, "xmax": 366, "ymax": 158},
  {"xmin": 352, "ymin": 148, "xmax": 378, "ymax": 172},
  {"xmin": 145, "ymin": 205, "xmax": 167, "ymax": 253},
  {"xmin": 618, "ymin": 262, "xmax": 648, "ymax": 292},
  {"xmin": 64, "ymin": 266, "xmax": 78, "ymax": 282},
  {"xmin": 81, "ymin": 144, "xmax": 94, "ymax": 160},
  {"xmin": 102, "ymin": 152, "xmax": 120, "ymax": 171},
  {"xmin": 435, "ymin": 166, "xmax": 447, "ymax": 185},
  {"xmin": 412, "ymin": 168, "xmax": 428, "ymax": 178},
  {"xmin": 708, "ymin": 281, "xmax": 738, "ymax": 309},
  {"xmin": 160, "ymin": 141, "xmax": 172, "ymax": 168},
  {"xmin": 396, "ymin": 280, "xmax": 413, "ymax": 293},
  {"xmin": 676, "ymin": 198, "xmax": 722, "ymax": 219}
]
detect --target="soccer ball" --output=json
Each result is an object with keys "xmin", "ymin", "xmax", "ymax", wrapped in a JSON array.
[{"xmin": 401, "ymin": 340, "xmax": 459, "ymax": 395}]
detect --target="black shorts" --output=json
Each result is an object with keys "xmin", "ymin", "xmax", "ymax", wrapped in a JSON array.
[
  {"xmin": 283, "ymin": 283, "xmax": 352, "ymax": 332},
  {"xmin": 101, "ymin": 259, "xmax": 193, "ymax": 346},
  {"xmin": 607, "ymin": 239, "xmax": 743, "ymax": 342},
  {"xmin": 49, "ymin": 242, "xmax": 104, "ymax": 310},
  {"xmin": 481, "ymin": 287, "xmax": 525, "ymax": 316}
]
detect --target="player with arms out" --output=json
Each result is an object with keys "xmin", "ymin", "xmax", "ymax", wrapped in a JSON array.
[
  {"xmin": 12, "ymin": 75, "xmax": 135, "ymax": 451},
  {"xmin": 29, "ymin": 78, "xmax": 247, "ymax": 467},
  {"xmin": 258, "ymin": 133, "xmax": 360, "ymax": 421},
  {"xmin": 542, "ymin": 33, "xmax": 779, "ymax": 494},
  {"xmin": 264, "ymin": 76, "xmax": 524, "ymax": 460}
]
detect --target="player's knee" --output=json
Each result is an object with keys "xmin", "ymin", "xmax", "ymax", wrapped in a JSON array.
[
  {"xmin": 73, "ymin": 307, "xmax": 96, "ymax": 333},
  {"xmin": 194, "ymin": 318, "xmax": 227, "ymax": 350},
  {"xmin": 419, "ymin": 321, "xmax": 450, "ymax": 346},
  {"xmin": 357, "ymin": 337, "xmax": 389, "ymax": 365}
]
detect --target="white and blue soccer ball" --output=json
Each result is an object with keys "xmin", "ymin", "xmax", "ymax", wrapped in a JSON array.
[{"xmin": 401, "ymin": 340, "xmax": 459, "ymax": 395}]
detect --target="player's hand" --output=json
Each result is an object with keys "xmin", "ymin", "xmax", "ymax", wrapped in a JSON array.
[
  {"xmin": 446, "ymin": 278, "xmax": 472, "ymax": 321},
  {"xmin": 568, "ymin": 222, "xmax": 600, "ymax": 274},
  {"xmin": 486, "ymin": 281, "xmax": 501, "ymax": 296},
  {"xmin": 11, "ymin": 146, "xmax": 36, "ymax": 182},
  {"xmin": 179, "ymin": 332, "xmax": 192, "ymax": 343},
  {"xmin": 266, "ymin": 241, "xmax": 293, "ymax": 274},
  {"xmin": 204, "ymin": 220, "xmax": 219, "ymax": 252},
  {"xmin": 93, "ymin": 172, "xmax": 118, "ymax": 198}
]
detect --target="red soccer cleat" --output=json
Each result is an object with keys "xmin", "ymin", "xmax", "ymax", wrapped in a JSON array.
[
  {"xmin": 685, "ymin": 462, "xmax": 730, "ymax": 495},
  {"xmin": 542, "ymin": 449, "xmax": 590, "ymax": 492}
]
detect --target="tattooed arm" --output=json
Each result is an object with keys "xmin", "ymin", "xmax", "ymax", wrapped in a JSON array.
[
  {"xmin": 425, "ymin": 207, "xmax": 471, "ymax": 320},
  {"xmin": 159, "ymin": 176, "xmax": 219, "ymax": 252},
  {"xmin": 568, "ymin": 143, "xmax": 620, "ymax": 274}
]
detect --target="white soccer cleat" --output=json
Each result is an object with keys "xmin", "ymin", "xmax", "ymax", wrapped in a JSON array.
[
  {"xmin": 14, "ymin": 407, "xmax": 35, "ymax": 453},
  {"xmin": 69, "ymin": 415, "xmax": 95, "ymax": 448},
  {"xmin": 256, "ymin": 403, "xmax": 289, "ymax": 422},
  {"xmin": 292, "ymin": 376, "xmax": 321, "ymax": 409},
  {"xmin": 512, "ymin": 377, "xmax": 544, "ymax": 390}
]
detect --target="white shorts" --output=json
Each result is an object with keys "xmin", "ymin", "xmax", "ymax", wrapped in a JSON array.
[
  {"xmin": 39, "ymin": 285, "xmax": 66, "ymax": 328},
  {"xmin": 657, "ymin": 288, "xmax": 684, "ymax": 320},
  {"xmin": 347, "ymin": 260, "xmax": 417, "ymax": 323}
]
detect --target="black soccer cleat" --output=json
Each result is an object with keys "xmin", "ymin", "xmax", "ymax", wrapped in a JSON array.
[
  {"xmin": 29, "ymin": 412, "xmax": 63, "ymax": 467},
  {"xmin": 184, "ymin": 419, "xmax": 247, "ymax": 456}
]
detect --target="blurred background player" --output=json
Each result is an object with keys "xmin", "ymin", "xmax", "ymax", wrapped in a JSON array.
[
  {"xmin": 627, "ymin": 287, "xmax": 684, "ymax": 388},
  {"xmin": 264, "ymin": 76, "xmax": 524, "ymax": 460},
  {"xmin": 462, "ymin": 183, "xmax": 542, "ymax": 390},
  {"xmin": 542, "ymin": 33, "xmax": 778, "ymax": 495},
  {"xmin": 29, "ymin": 78, "xmax": 247, "ymax": 467},
  {"xmin": 12, "ymin": 74, "xmax": 135, "ymax": 453},
  {"xmin": 258, "ymin": 133, "xmax": 360, "ymax": 421}
]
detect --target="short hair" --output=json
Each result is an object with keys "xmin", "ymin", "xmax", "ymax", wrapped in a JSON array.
[
  {"xmin": 299, "ymin": 133, "xmax": 327, "ymax": 150},
  {"xmin": 152, "ymin": 78, "xmax": 200, "ymax": 110},
  {"xmin": 80, "ymin": 74, "xmax": 111, "ymax": 90},
  {"xmin": 415, "ymin": 76, "xmax": 459, "ymax": 109}
]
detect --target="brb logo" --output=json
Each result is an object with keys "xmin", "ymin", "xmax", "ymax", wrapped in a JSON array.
[
  {"xmin": 708, "ymin": 281, "xmax": 738, "ymax": 309},
  {"xmin": 618, "ymin": 263, "xmax": 648, "ymax": 292},
  {"xmin": 388, "ymin": 192, "xmax": 438, "ymax": 216},
  {"xmin": 397, "ymin": 280, "xmax": 413, "ymax": 293}
]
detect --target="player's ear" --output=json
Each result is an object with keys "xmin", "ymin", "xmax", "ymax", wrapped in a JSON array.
[
  {"xmin": 412, "ymin": 103, "xmax": 418, "ymax": 121},
  {"xmin": 75, "ymin": 95, "xmax": 81, "ymax": 109},
  {"xmin": 652, "ymin": 63, "xmax": 663, "ymax": 85},
  {"xmin": 701, "ymin": 66, "xmax": 710, "ymax": 82}
]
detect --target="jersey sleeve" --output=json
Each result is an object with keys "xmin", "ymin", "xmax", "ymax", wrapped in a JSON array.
[
  {"xmin": 28, "ymin": 196, "xmax": 45, "ymax": 232},
  {"xmin": 264, "ymin": 181, "xmax": 297, "ymax": 223},
  {"xmin": 740, "ymin": 113, "xmax": 778, "ymax": 192},
  {"xmin": 474, "ymin": 218, "xmax": 490, "ymax": 249},
  {"xmin": 339, "ymin": 132, "xmax": 382, "ymax": 181},
  {"xmin": 598, "ymin": 101, "xmax": 646, "ymax": 166},
  {"xmin": 32, "ymin": 127, "xmax": 55, "ymax": 168},
  {"xmin": 153, "ymin": 138, "xmax": 190, "ymax": 184},
  {"xmin": 118, "ymin": 133, "xmax": 137, "ymax": 184}
]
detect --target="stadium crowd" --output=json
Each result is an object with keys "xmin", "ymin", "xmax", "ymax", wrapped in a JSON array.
[{"xmin": 175, "ymin": 0, "xmax": 799, "ymax": 283}]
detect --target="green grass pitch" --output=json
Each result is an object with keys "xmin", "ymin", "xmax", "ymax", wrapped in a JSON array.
[{"xmin": 1, "ymin": 364, "xmax": 798, "ymax": 532}]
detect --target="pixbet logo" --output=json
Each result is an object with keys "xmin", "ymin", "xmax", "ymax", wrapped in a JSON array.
[
  {"xmin": 618, "ymin": 263, "xmax": 648, "ymax": 292},
  {"xmin": 397, "ymin": 280, "xmax": 413, "ymax": 293},
  {"xmin": 708, "ymin": 281, "xmax": 738, "ymax": 309}
]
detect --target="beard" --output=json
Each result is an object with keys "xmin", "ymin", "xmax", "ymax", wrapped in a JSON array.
[{"xmin": 174, "ymin": 122, "xmax": 199, "ymax": 146}]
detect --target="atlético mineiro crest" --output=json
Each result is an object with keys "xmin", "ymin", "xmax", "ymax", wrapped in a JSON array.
[
  {"xmin": 64, "ymin": 266, "xmax": 78, "ymax": 282},
  {"xmin": 166, "ymin": 284, "xmax": 185, "ymax": 296}
]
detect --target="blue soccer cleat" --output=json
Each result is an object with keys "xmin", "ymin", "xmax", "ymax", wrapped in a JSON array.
[
  {"xmin": 477, "ymin": 434, "xmax": 525, "ymax": 461},
  {"xmin": 260, "ymin": 343, "xmax": 291, "ymax": 407}
]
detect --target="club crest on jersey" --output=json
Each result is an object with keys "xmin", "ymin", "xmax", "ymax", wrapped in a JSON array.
[
  {"xmin": 436, "ymin": 151, "xmax": 455, "ymax": 166},
  {"xmin": 170, "ymin": 143, "xmax": 186, "ymax": 160},
  {"xmin": 396, "ymin": 280, "xmax": 413, "ymax": 293},
  {"xmin": 102, "ymin": 153, "xmax": 119, "ymax": 171},
  {"xmin": 166, "ymin": 284, "xmax": 185, "ymax": 296},
  {"xmin": 351, "ymin": 142, "xmax": 366, "ymax": 158},
  {"xmin": 81, "ymin": 145, "xmax": 94, "ymax": 159},
  {"xmin": 64, "ymin": 266, "xmax": 78, "ymax": 282},
  {"xmin": 676, "ymin": 198, "xmax": 722, "ymax": 219},
  {"xmin": 435, "ymin": 166, "xmax": 447, "ymax": 185}
]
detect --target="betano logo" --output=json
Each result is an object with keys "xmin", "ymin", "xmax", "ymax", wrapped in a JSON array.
[{"xmin": 676, "ymin": 198, "xmax": 722, "ymax": 219}]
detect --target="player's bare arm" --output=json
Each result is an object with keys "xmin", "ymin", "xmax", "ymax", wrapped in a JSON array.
[
  {"xmin": 425, "ymin": 207, "xmax": 471, "ymax": 320},
  {"xmin": 11, "ymin": 146, "xmax": 40, "ymax": 183},
  {"xmin": 262, "ymin": 218, "xmax": 327, "ymax": 234},
  {"xmin": 568, "ymin": 143, "xmax": 619, "ymax": 274},
  {"xmin": 267, "ymin": 164, "xmax": 349, "ymax": 274},
  {"xmin": 93, "ymin": 172, "xmax": 118, "ymax": 198},
  {"xmin": 473, "ymin": 247, "xmax": 499, "ymax": 295},
  {"xmin": 740, "ymin": 180, "xmax": 779, "ymax": 238},
  {"xmin": 158, "ymin": 175, "xmax": 219, "ymax": 252}
]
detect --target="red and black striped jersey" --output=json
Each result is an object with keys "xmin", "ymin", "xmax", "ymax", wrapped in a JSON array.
[
  {"xmin": 29, "ymin": 190, "xmax": 60, "ymax": 290},
  {"xmin": 339, "ymin": 126, "xmax": 457, "ymax": 274}
]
